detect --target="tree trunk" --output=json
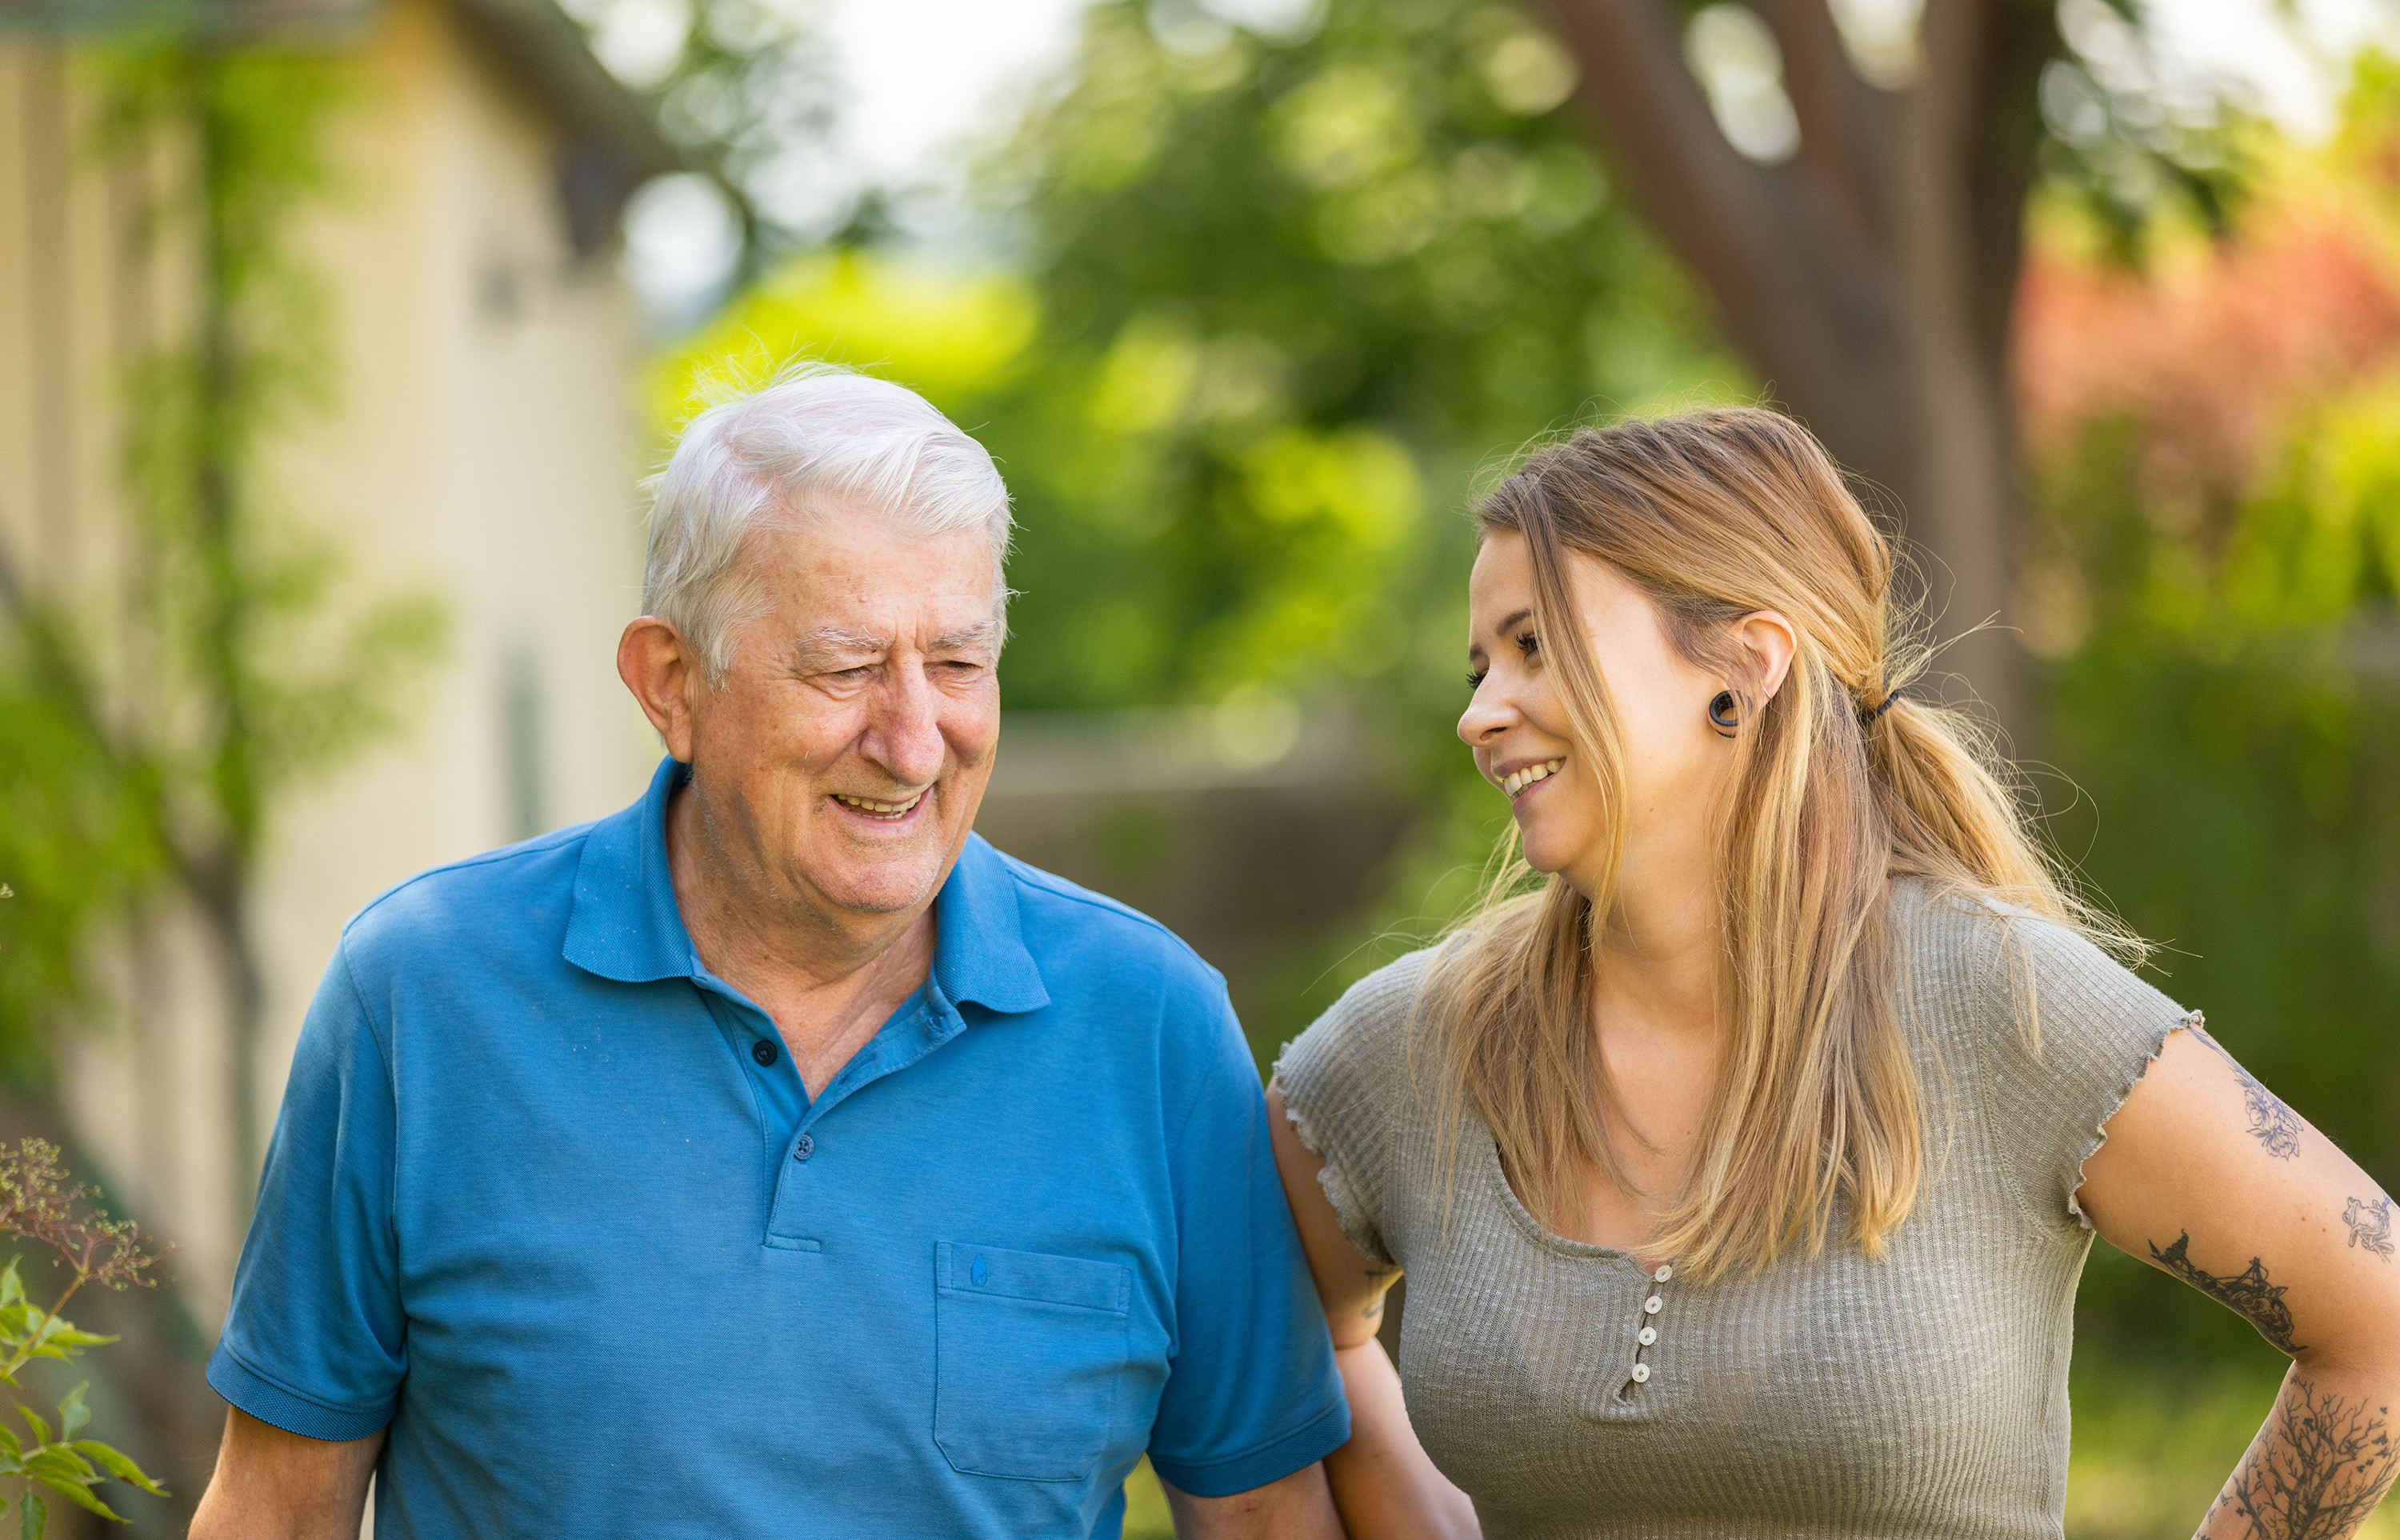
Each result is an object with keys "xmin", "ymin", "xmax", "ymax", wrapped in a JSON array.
[{"xmin": 1541, "ymin": 0, "xmax": 2057, "ymax": 742}]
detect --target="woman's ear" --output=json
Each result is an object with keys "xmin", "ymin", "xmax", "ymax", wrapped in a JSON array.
[{"xmin": 1733, "ymin": 611, "xmax": 1799, "ymax": 702}]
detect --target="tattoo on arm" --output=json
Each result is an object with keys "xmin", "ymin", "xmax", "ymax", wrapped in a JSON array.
[
  {"xmin": 2150, "ymin": 1231, "xmax": 2306, "ymax": 1354},
  {"xmin": 2214, "ymin": 1378, "xmax": 2396, "ymax": 1539},
  {"xmin": 2344, "ymin": 1196, "xmax": 2394, "ymax": 1261},
  {"xmin": 2192, "ymin": 1022, "xmax": 2303, "ymax": 1161},
  {"xmin": 1361, "ymin": 1263, "xmax": 1398, "ymax": 1322}
]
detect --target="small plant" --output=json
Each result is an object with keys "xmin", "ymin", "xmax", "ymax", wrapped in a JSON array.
[{"xmin": 0, "ymin": 1139, "xmax": 168, "ymax": 1535}]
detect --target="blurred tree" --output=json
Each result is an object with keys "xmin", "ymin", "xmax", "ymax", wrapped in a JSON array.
[
  {"xmin": 1534, "ymin": 0, "xmax": 2272, "ymax": 734},
  {"xmin": 2015, "ymin": 56, "xmax": 2400, "ymax": 1373},
  {"xmin": 975, "ymin": 0, "xmax": 1738, "ymax": 722}
]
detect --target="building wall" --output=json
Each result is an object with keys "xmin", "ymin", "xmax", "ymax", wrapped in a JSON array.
[{"xmin": 0, "ymin": 0, "xmax": 659, "ymax": 1330}]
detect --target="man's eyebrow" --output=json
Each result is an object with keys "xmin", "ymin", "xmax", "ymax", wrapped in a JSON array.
[
  {"xmin": 930, "ymin": 622, "xmax": 1002, "ymax": 653},
  {"xmin": 790, "ymin": 628, "xmax": 891, "ymax": 658}
]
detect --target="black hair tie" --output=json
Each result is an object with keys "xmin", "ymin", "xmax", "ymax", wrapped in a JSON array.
[{"xmin": 1859, "ymin": 686, "xmax": 1907, "ymax": 727}]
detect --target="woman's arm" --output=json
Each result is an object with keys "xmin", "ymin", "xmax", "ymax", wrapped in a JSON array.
[
  {"xmin": 1266, "ymin": 1081, "xmax": 1480, "ymax": 1540},
  {"xmin": 2078, "ymin": 1023, "xmax": 2400, "ymax": 1538}
]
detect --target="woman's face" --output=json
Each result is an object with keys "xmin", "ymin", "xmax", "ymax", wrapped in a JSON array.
[{"xmin": 1458, "ymin": 530, "xmax": 1737, "ymax": 891}]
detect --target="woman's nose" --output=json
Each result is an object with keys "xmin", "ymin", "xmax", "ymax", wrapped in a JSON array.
[{"xmin": 1458, "ymin": 686, "xmax": 1514, "ymax": 747}]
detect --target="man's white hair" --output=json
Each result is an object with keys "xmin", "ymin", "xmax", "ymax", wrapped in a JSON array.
[{"xmin": 642, "ymin": 362, "xmax": 1014, "ymax": 685}]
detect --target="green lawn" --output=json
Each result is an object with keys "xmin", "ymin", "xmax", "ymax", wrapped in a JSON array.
[{"xmin": 1122, "ymin": 1458, "xmax": 1175, "ymax": 1540}]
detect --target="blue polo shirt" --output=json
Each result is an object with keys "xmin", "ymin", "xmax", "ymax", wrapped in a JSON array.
[{"xmin": 209, "ymin": 758, "xmax": 1347, "ymax": 1538}]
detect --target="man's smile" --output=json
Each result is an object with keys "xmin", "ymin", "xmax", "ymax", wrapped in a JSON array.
[{"xmin": 830, "ymin": 787, "xmax": 929, "ymax": 821}]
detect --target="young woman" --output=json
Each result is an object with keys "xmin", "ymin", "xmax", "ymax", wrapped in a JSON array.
[{"xmin": 1269, "ymin": 410, "xmax": 2400, "ymax": 1539}]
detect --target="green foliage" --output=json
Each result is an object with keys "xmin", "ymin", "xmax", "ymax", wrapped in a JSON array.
[
  {"xmin": 2038, "ymin": 362, "xmax": 2400, "ymax": 1362},
  {"xmin": 975, "ymin": 0, "xmax": 1739, "ymax": 716},
  {"xmin": 2034, "ymin": 0, "xmax": 2270, "ymax": 262},
  {"xmin": 0, "ymin": 626, "xmax": 166, "ymax": 1082},
  {"xmin": 95, "ymin": 44, "xmax": 450, "ymax": 852},
  {"xmin": 0, "ymin": 43, "xmax": 444, "ymax": 1088},
  {"xmin": 0, "ymin": 1142, "xmax": 169, "ymax": 1527}
]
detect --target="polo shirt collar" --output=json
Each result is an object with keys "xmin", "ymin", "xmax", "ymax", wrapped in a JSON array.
[
  {"xmin": 563, "ymin": 755, "xmax": 698, "ymax": 984},
  {"xmin": 930, "ymin": 834, "xmax": 1050, "ymax": 1016},
  {"xmin": 564, "ymin": 758, "xmax": 1051, "ymax": 1018}
]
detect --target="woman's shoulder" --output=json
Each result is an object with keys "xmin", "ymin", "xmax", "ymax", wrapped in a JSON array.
[
  {"xmin": 1892, "ymin": 877, "xmax": 2138, "ymax": 990},
  {"xmin": 1281, "ymin": 944, "xmax": 1442, "ymax": 1070},
  {"xmin": 1274, "ymin": 944, "xmax": 1446, "ymax": 1126},
  {"xmin": 1889, "ymin": 877, "xmax": 2189, "ymax": 1064}
]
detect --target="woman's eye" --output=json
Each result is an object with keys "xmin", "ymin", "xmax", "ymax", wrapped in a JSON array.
[
  {"xmin": 1465, "ymin": 669, "xmax": 1487, "ymax": 691},
  {"xmin": 1515, "ymin": 631, "xmax": 1539, "ymax": 657}
]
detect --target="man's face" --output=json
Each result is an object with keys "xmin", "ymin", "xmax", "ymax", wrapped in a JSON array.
[{"xmin": 683, "ymin": 511, "xmax": 1002, "ymax": 922}]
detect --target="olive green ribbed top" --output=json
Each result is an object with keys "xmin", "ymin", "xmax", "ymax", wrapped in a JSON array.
[{"xmin": 1274, "ymin": 884, "xmax": 2193, "ymax": 1540}]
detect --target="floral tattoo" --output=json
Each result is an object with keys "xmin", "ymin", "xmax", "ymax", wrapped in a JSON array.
[
  {"xmin": 2191, "ymin": 1020, "xmax": 2303, "ymax": 1162},
  {"xmin": 2344, "ymin": 1195, "xmax": 2394, "ymax": 1261}
]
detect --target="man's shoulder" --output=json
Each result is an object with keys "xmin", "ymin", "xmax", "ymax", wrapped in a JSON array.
[
  {"xmin": 985, "ymin": 846, "xmax": 1226, "ymax": 998},
  {"xmin": 338, "ymin": 822, "xmax": 598, "ymax": 963}
]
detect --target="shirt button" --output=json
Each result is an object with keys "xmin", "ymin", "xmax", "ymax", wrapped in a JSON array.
[
  {"xmin": 751, "ymin": 1039, "xmax": 779, "ymax": 1066},
  {"xmin": 1643, "ymin": 1294, "xmax": 1662, "ymax": 1314},
  {"xmin": 1630, "ymin": 1363, "xmax": 1651, "ymax": 1384},
  {"xmin": 1653, "ymin": 1264, "xmax": 1673, "ymax": 1282},
  {"xmin": 793, "ymin": 1133, "xmax": 814, "ymax": 1161},
  {"xmin": 1638, "ymin": 1326, "xmax": 1658, "ymax": 1346}
]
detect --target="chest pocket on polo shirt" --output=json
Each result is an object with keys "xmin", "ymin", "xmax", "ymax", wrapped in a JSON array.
[{"xmin": 934, "ymin": 1241, "xmax": 1132, "ymax": 1482}]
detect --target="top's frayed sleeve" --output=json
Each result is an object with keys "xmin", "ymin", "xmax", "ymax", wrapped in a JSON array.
[
  {"xmin": 1966, "ymin": 909, "xmax": 2198, "ymax": 1233},
  {"xmin": 1272, "ymin": 948, "xmax": 1437, "ymax": 1270}
]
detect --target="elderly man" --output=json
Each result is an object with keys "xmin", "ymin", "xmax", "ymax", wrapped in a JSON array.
[{"xmin": 190, "ymin": 368, "xmax": 1350, "ymax": 1538}]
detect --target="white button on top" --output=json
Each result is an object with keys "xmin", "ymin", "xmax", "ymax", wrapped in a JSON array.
[
  {"xmin": 1638, "ymin": 1326, "xmax": 1657, "ymax": 1346},
  {"xmin": 1653, "ymin": 1264, "xmax": 1674, "ymax": 1283},
  {"xmin": 1630, "ymin": 1363, "xmax": 1652, "ymax": 1384},
  {"xmin": 1642, "ymin": 1294, "xmax": 1662, "ymax": 1314}
]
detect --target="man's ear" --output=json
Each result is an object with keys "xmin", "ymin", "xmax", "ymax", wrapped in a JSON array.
[
  {"xmin": 617, "ymin": 617, "xmax": 702, "ymax": 762},
  {"xmin": 1733, "ymin": 610, "xmax": 1799, "ymax": 702}
]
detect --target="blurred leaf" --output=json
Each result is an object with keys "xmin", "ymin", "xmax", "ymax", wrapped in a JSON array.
[
  {"xmin": 18, "ymin": 1490, "xmax": 39, "ymax": 1540},
  {"xmin": 74, "ymin": 1441, "xmax": 166, "ymax": 1498},
  {"xmin": 27, "ymin": 1456, "xmax": 118, "ymax": 1522},
  {"xmin": 54, "ymin": 1386, "xmax": 86, "ymax": 1443}
]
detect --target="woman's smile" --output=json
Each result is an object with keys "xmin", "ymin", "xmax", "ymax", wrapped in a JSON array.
[{"xmin": 1499, "ymin": 758, "xmax": 1566, "ymax": 799}]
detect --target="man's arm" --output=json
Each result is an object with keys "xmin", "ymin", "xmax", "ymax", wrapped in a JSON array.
[
  {"xmin": 188, "ymin": 1408, "xmax": 383, "ymax": 1540},
  {"xmin": 1164, "ymin": 1462, "xmax": 1342, "ymax": 1540}
]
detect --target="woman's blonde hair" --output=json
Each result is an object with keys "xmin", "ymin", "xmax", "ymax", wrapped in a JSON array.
[{"xmin": 1426, "ymin": 407, "xmax": 2113, "ymax": 1282}]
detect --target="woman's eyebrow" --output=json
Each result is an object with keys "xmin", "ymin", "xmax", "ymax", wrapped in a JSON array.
[{"xmin": 1491, "ymin": 607, "xmax": 1533, "ymax": 640}]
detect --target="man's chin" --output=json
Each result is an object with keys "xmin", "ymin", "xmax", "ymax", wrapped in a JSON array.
[{"xmin": 803, "ymin": 849, "xmax": 952, "ymax": 919}]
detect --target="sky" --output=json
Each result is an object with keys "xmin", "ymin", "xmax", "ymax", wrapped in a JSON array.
[{"xmin": 618, "ymin": 0, "xmax": 2400, "ymax": 325}]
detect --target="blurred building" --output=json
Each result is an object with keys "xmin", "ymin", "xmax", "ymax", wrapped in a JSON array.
[{"xmin": 0, "ymin": 0, "xmax": 669, "ymax": 1354}]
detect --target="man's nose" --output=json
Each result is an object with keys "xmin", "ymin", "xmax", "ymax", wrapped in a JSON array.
[{"xmin": 863, "ymin": 667, "xmax": 947, "ymax": 786}]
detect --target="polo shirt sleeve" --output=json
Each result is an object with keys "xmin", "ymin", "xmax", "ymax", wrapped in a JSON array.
[
  {"xmin": 206, "ymin": 938, "xmax": 406, "ymax": 1442},
  {"xmin": 1144, "ymin": 980, "xmax": 1350, "ymax": 1499}
]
